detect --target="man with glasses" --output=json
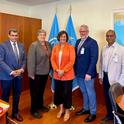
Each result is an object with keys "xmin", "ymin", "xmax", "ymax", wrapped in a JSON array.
[
  {"xmin": 0, "ymin": 28, "xmax": 26, "ymax": 122},
  {"xmin": 75, "ymin": 25, "xmax": 98, "ymax": 122},
  {"xmin": 99, "ymin": 30, "xmax": 124, "ymax": 123}
]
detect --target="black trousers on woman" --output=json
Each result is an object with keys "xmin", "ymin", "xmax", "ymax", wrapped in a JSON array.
[
  {"xmin": 54, "ymin": 80, "xmax": 72, "ymax": 109},
  {"xmin": 29, "ymin": 74, "xmax": 48, "ymax": 114}
]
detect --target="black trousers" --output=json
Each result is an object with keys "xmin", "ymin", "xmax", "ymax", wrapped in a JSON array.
[
  {"xmin": 103, "ymin": 72, "xmax": 113, "ymax": 119},
  {"xmin": 29, "ymin": 74, "xmax": 48, "ymax": 113},
  {"xmin": 54, "ymin": 80, "xmax": 72, "ymax": 109}
]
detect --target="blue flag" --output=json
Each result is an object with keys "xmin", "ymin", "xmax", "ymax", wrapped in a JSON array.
[
  {"xmin": 48, "ymin": 14, "xmax": 60, "ymax": 48},
  {"xmin": 48, "ymin": 14, "xmax": 60, "ymax": 92},
  {"xmin": 66, "ymin": 15, "xmax": 79, "ymax": 91},
  {"xmin": 66, "ymin": 15, "xmax": 77, "ymax": 46}
]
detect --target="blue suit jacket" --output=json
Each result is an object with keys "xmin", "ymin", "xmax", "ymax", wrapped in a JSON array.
[
  {"xmin": 0, "ymin": 40, "xmax": 26, "ymax": 80},
  {"xmin": 75, "ymin": 36, "xmax": 98, "ymax": 79}
]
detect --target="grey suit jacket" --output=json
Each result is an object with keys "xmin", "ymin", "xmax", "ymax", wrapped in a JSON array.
[
  {"xmin": 99, "ymin": 42, "xmax": 124, "ymax": 86},
  {"xmin": 27, "ymin": 41, "xmax": 51, "ymax": 78}
]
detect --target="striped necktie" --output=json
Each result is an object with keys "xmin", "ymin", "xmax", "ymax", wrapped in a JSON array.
[{"xmin": 13, "ymin": 42, "xmax": 19, "ymax": 63}]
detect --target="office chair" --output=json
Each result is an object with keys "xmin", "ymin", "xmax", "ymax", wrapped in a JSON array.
[{"xmin": 109, "ymin": 83, "xmax": 124, "ymax": 124}]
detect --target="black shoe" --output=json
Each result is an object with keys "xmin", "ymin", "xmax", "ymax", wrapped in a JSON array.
[
  {"xmin": 75, "ymin": 109, "xmax": 90, "ymax": 116},
  {"xmin": 31, "ymin": 112, "xmax": 42, "ymax": 119},
  {"xmin": 12, "ymin": 113, "xmax": 23, "ymax": 122},
  {"xmin": 84, "ymin": 114, "xmax": 96, "ymax": 122},
  {"xmin": 40, "ymin": 106, "xmax": 49, "ymax": 112},
  {"xmin": 101, "ymin": 116, "xmax": 113, "ymax": 122}
]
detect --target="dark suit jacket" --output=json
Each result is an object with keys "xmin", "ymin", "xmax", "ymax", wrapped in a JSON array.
[
  {"xmin": 75, "ymin": 36, "xmax": 98, "ymax": 79},
  {"xmin": 0, "ymin": 40, "xmax": 26, "ymax": 80}
]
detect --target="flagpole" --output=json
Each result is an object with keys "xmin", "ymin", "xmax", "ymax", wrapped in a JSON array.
[
  {"xmin": 48, "ymin": 5, "xmax": 59, "ymax": 109},
  {"xmin": 70, "ymin": 4, "xmax": 72, "ymax": 16}
]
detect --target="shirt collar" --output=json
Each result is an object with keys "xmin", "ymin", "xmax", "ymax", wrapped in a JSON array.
[
  {"xmin": 10, "ymin": 40, "xmax": 17, "ymax": 45},
  {"xmin": 106, "ymin": 42, "xmax": 116, "ymax": 48}
]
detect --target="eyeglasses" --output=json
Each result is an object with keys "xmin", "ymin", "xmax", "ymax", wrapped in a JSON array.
[
  {"xmin": 79, "ymin": 31, "xmax": 88, "ymax": 33},
  {"xmin": 106, "ymin": 35, "xmax": 114, "ymax": 37}
]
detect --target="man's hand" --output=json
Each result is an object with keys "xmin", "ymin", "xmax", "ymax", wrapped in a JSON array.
[
  {"xmin": 10, "ymin": 70, "xmax": 18, "ymax": 77},
  {"xmin": 10, "ymin": 69, "xmax": 24, "ymax": 77},
  {"xmin": 85, "ymin": 74, "xmax": 91, "ymax": 81}
]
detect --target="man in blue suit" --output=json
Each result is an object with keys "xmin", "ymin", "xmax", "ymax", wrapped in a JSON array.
[
  {"xmin": 75, "ymin": 25, "xmax": 98, "ymax": 123},
  {"xmin": 0, "ymin": 28, "xmax": 26, "ymax": 122}
]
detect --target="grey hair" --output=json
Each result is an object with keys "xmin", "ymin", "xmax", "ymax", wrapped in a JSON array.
[
  {"xmin": 80, "ymin": 24, "xmax": 89, "ymax": 31},
  {"xmin": 37, "ymin": 29, "xmax": 46, "ymax": 36}
]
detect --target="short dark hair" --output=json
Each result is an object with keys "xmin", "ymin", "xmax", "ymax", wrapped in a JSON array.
[
  {"xmin": 8, "ymin": 28, "xmax": 18, "ymax": 35},
  {"xmin": 57, "ymin": 30, "xmax": 69, "ymax": 42}
]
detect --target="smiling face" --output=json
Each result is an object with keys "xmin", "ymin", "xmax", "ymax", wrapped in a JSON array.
[
  {"xmin": 79, "ymin": 25, "xmax": 89, "ymax": 39},
  {"xmin": 106, "ymin": 30, "xmax": 116, "ymax": 46},
  {"xmin": 37, "ymin": 32, "xmax": 46, "ymax": 42},
  {"xmin": 8, "ymin": 31, "xmax": 19, "ymax": 42},
  {"xmin": 59, "ymin": 33, "xmax": 67, "ymax": 44}
]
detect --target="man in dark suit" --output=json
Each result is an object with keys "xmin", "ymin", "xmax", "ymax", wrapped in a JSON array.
[
  {"xmin": 75, "ymin": 25, "xmax": 98, "ymax": 123},
  {"xmin": 0, "ymin": 28, "xmax": 26, "ymax": 122}
]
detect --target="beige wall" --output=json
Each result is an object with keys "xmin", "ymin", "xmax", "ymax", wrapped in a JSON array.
[
  {"xmin": 29, "ymin": 0, "xmax": 124, "ymax": 49},
  {"xmin": 0, "ymin": 0, "xmax": 30, "ymax": 16}
]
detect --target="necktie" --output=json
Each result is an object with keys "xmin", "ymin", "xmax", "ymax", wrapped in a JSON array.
[
  {"xmin": 77, "ymin": 40, "xmax": 84, "ymax": 54},
  {"xmin": 13, "ymin": 42, "xmax": 19, "ymax": 63}
]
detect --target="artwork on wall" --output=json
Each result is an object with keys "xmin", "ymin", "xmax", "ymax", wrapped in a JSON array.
[{"xmin": 114, "ymin": 12, "xmax": 124, "ymax": 46}]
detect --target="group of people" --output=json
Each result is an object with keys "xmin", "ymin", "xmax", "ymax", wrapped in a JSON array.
[{"xmin": 0, "ymin": 24, "xmax": 124, "ymax": 123}]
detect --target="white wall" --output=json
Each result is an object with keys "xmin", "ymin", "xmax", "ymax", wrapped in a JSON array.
[
  {"xmin": 0, "ymin": 0, "xmax": 31, "ymax": 17},
  {"xmin": 1, "ymin": 0, "xmax": 124, "ymax": 48},
  {"xmin": 30, "ymin": 0, "xmax": 124, "ymax": 48}
]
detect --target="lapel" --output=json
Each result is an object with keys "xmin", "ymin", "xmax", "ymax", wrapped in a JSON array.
[
  {"xmin": 77, "ymin": 37, "xmax": 89, "ymax": 56},
  {"xmin": 6, "ymin": 41, "xmax": 16, "ymax": 60}
]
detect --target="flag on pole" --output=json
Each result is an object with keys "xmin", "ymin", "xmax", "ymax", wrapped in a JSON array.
[
  {"xmin": 48, "ymin": 14, "xmax": 60, "ymax": 92},
  {"xmin": 66, "ymin": 15, "xmax": 77, "ymax": 46},
  {"xmin": 48, "ymin": 14, "xmax": 60, "ymax": 48},
  {"xmin": 66, "ymin": 15, "xmax": 79, "ymax": 91}
]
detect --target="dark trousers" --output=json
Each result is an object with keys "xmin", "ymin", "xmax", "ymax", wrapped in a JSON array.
[
  {"xmin": 103, "ymin": 72, "xmax": 113, "ymax": 119},
  {"xmin": 29, "ymin": 74, "xmax": 48, "ymax": 113},
  {"xmin": 54, "ymin": 80, "xmax": 72, "ymax": 109},
  {"xmin": 1, "ymin": 77, "xmax": 22, "ymax": 115}
]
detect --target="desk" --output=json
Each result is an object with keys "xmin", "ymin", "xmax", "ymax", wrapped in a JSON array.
[
  {"xmin": 116, "ymin": 95, "xmax": 124, "ymax": 111},
  {"xmin": 0, "ymin": 100, "xmax": 9, "ymax": 124}
]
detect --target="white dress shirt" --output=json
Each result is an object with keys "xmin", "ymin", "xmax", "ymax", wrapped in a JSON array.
[
  {"xmin": 10, "ymin": 40, "xmax": 19, "ymax": 57},
  {"xmin": 103, "ymin": 43, "xmax": 115, "ymax": 72}
]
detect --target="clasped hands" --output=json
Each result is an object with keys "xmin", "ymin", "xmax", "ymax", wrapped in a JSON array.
[
  {"xmin": 11, "ymin": 69, "xmax": 24, "ymax": 77},
  {"xmin": 56, "ymin": 69, "xmax": 64, "ymax": 78}
]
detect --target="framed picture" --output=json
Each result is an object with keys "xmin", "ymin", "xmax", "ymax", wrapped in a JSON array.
[{"xmin": 114, "ymin": 11, "xmax": 124, "ymax": 46}]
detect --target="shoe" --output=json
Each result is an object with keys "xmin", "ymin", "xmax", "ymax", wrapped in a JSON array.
[
  {"xmin": 12, "ymin": 113, "xmax": 23, "ymax": 122},
  {"xmin": 75, "ymin": 109, "xmax": 90, "ymax": 116},
  {"xmin": 64, "ymin": 113, "xmax": 70, "ymax": 122},
  {"xmin": 31, "ymin": 112, "xmax": 42, "ymax": 119},
  {"xmin": 101, "ymin": 116, "xmax": 113, "ymax": 122},
  {"xmin": 84, "ymin": 114, "xmax": 96, "ymax": 122},
  {"xmin": 57, "ymin": 111, "xmax": 64, "ymax": 118},
  {"xmin": 40, "ymin": 106, "xmax": 49, "ymax": 112}
]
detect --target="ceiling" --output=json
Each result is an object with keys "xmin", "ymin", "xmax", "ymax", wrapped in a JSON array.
[{"xmin": 6, "ymin": 0, "xmax": 61, "ymax": 6}]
